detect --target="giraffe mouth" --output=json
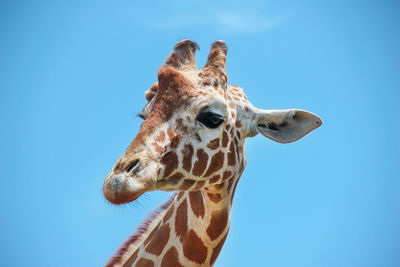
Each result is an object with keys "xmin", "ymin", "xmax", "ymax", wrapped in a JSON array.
[{"xmin": 103, "ymin": 173, "xmax": 149, "ymax": 205}]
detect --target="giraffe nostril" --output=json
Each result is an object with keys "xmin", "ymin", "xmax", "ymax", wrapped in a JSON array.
[{"xmin": 126, "ymin": 159, "xmax": 139, "ymax": 173}]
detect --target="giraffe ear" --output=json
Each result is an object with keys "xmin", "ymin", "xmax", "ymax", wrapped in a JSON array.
[
  {"xmin": 140, "ymin": 83, "xmax": 158, "ymax": 119},
  {"xmin": 254, "ymin": 109, "xmax": 322, "ymax": 143},
  {"xmin": 145, "ymin": 83, "xmax": 158, "ymax": 103}
]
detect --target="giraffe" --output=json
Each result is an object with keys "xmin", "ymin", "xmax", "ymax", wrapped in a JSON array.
[{"xmin": 103, "ymin": 39, "xmax": 322, "ymax": 267}]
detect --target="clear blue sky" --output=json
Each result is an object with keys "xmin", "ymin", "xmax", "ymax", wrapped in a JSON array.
[{"xmin": 1, "ymin": 0, "xmax": 399, "ymax": 266}]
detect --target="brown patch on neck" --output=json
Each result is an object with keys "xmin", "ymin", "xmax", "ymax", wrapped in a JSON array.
[
  {"xmin": 144, "ymin": 223, "xmax": 170, "ymax": 255},
  {"xmin": 182, "ymin": 229, "xmax": 208, "ymax": 264},
  {"xmin": 206, "ymin": 207, "xmax": 229, "ymax": 241},
  {"xmin": 175, "ymin": 199, "xmax": 188, "ymax": 241},
  {"xmin": 161, "ymin": 247, "xmax": 184, "ymax": 267},
  {"xmin": 189, "ymin": 191, "xmax": 205, "ymax": 218}
]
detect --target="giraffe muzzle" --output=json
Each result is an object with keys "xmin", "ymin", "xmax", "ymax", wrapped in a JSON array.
[
  {"xmin": 103, "ymin": 171, "xmax": 150, "ymax": 204},
  {"xmin": 103, "ymin": 159, "xmax": 159, "ymax": 205}
]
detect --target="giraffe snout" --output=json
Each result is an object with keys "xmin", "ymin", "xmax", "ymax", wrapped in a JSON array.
[
  {"xmin": 103, "ymin": 157, "xmax": 160, "ymax": 204},
  {"xmin": 103, "ymin": 172, "xmax": 147, "ymax": 205}
]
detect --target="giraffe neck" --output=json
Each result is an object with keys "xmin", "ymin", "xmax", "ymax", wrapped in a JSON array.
[{"xmin": 107, "ymin": 176, "xmax": 241, "ymax": 267}]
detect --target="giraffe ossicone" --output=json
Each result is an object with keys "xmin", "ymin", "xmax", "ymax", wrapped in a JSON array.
[{"xmin": 103, "ymin": 39, "xmax": 322, "ymax": 266}]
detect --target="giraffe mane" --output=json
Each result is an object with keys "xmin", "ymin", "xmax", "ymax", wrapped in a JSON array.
[{"xmin": 105, "ymin": 192, "xmax": 177, "ymax": 266}]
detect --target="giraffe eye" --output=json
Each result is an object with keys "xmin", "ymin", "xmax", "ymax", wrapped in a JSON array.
[{"xmin": 196, "ymin": 112, "xmax": 225, "ymax": 129}]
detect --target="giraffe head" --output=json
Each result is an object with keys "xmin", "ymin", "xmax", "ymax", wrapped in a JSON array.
[{"xmin": 103, "ymin": 40, "xmax": 322, "ymax": 205}]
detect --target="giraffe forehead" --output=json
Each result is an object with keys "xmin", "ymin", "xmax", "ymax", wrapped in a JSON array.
[
  {"xmin": 156, "ymin": 87, "xmax": 220, "ymax": 114},
  {"xmin": 190, "ymin": 93, "xmax": 228, "ymax": 116},
  {"xmin": 149, "ymin": 69, "xmax": 243, "ymax": 124},
  {"xmin": 191, "ymin": 85, "xmax": 249, "ymax": 118}
]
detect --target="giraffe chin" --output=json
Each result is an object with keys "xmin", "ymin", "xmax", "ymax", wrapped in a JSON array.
[{"xmin": 103, "ymin": 173, "xmax": 148, "ymax": 205}]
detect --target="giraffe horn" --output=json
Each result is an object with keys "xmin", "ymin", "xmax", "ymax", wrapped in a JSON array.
[
  {"xmin": 199, "ymin": 40, "xmax": 228, "ymax": 87},
  {"xmin": 164, "ymin": 39, "xmax": 199, "ymax": 71}
]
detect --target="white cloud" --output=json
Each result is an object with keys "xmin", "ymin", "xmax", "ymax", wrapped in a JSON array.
[
  {"xmin": 216, "ymin": 10, "xmax": 291, "ymax": 34},
  {"xmin": 145, "ymin": 8, "xmax": 291, "ymax": 35},
  {"xmin": 146, "ymin": 13, "xmax": 204, "ymax": 30}
]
